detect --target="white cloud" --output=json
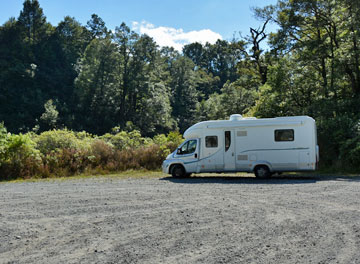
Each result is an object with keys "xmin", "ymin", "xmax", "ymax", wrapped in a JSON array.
[{"xmin": 132, "ymin": 21, "xmax": 222, "ymax": 51}]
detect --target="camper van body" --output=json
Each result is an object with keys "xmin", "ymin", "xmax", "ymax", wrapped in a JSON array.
[{"xmin": 162, "ymin": 115, "xmax": 319, "ymax": 177}]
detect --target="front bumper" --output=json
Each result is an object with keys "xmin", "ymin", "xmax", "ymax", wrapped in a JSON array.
[{"xmin": 162, "ymin": 160, "xmax": 171, "ymax": 174}]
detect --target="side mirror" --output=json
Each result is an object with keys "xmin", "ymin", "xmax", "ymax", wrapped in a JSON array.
[{"xmin": 176, "ymin": 148, "xmax": 181, "ymax": 154}]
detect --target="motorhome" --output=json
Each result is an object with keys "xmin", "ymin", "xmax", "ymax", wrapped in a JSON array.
[{"xmin": 162, "ymin": 114, "xmax": 319, "ymax": 178}]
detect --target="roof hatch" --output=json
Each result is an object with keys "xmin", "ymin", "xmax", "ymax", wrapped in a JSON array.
[{"xmin": 229, "ymin": 114, "xmax": 242, "ymax": 121}]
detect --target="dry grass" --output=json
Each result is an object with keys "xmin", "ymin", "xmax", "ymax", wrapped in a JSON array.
[{"xmin": 0, "ymin": 170, "xmax": 166, "ymax": 184}]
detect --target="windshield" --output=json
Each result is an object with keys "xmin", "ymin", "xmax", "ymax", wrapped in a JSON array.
[{"xmin": 178, "ymin": 139, "xmax": 197, "ymax": 155}]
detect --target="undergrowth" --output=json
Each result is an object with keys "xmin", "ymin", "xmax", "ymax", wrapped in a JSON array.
[{"xmin": 0, "ymin": 123, "xmax": 182, "ymax": 181}]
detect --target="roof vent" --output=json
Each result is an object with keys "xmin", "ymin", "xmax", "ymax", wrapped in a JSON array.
[{"xmin": 230, "ymin": 114, "xmax": 243, "ymax": 121}]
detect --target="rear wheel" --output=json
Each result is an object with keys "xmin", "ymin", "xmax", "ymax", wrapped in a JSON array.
[
  {"xmin": 171, "ymin": 165, "xmax": 186, "ymax": 178},
  {"xmin": 254, "ymin": 165, "xmax": 271, "ymax": 178}
]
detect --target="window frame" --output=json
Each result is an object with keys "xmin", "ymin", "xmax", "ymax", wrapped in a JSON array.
[
  {"xmin": 177, "ymin": 139, "xmax": 197, "ymax": 155},
  {"xmin": 274, "ymin": 129, "xmax": 295, "ymax": 142},
  {"xmin": 205, "ymin": 135, "xmax": 218, "ymax": 148}
]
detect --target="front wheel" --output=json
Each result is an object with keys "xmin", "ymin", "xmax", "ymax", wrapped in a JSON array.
[
  {"xmin": 254, "ymin": 165, "xmax": 271, "ymax": 178},
  {"xmin": 171, "ymin": 165, "xmax": 186, "ymax": 178}
]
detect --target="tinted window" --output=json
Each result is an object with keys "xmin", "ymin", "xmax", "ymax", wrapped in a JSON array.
[
  {"xmin": 206, "ymin": 136, "xmax": 218, "ymax": 148},
  {"xmin": 225, "ymin": 131, "xmax": 231, "ymax": 152},
  {"xmin": 179, "ymin": 140, "xmax": 197, "ymax": 154},
  {"xmin": 275, "ymin": 129, "xmax": 294, "ymax": 141}
]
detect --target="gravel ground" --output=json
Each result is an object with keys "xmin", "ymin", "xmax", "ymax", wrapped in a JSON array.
[{"xmin": 0, "ymin": 174, "xmax": 360, "ymax": 264}]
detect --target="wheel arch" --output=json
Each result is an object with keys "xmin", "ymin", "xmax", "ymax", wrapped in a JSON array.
[
  {"xmin": 169, "ymin": 163, "xmax": 186, "ymax": 174},
  {"xmin": 252, "ymin": 162, "xmax": 273, "ymax": 173}
]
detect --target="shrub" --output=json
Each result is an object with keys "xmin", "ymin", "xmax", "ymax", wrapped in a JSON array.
[
  {"xmin": 136, "ymin": 144, "xmax": 168, "ymax": 170},
  {"xmin": 0, "ymin": 126, "xmax": 185, "ymax": 180},
  {"xmin": 90, "ymin": 139, "xmax": 114, "ymax": 166},
  {"xmin": 113, "ymin": 148, "xmax": 139, "ymax": 171},
  {"xmin": 35, "ymin": 129, "xmax": 91, "ymax": 154},
  {"xmin": 100, "ymin": 130, "xmax": 152, "ymax": 150},
  {"xmin": 166, "ymin": 131, "xmax": 183, "ymax": 146},
  {"xmin": 0, "ymin": 122, "xmax": 9, "ymax": 165},
  {"xmin": 0, "ymin": 132, "xmax": 42, "ymax": 180}
]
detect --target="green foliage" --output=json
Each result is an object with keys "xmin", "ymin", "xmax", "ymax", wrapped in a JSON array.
[
  {"xmin": 0, "ymin": 123, "xmax": 9, "ymax": 163},
  {"xmin": 100, "ymin": 130, "xmax": 151, "ymax": 150},
  {"xmin": 35, "ymin": 129, "xmax": 90, "ymax": 155},
  {"xmin": 341, "ymin": 135, "xmax": 360, "ymax": 168},
  {"xmin": 166, "ymin": 131, "xmax": 183, "ymax": 146},
  {"xmin": 195, "ymin": 81, "xmax": 256, "ymax": 121},
  {"xmin": 0, "ymin": 126, "xmax": 41, "ymax": 179},
  {"xmin": 0, "ymin": 122, "xmax": 186, "ymax": 180},
  {"xmin": 40, "ymin": 99, "xmax": 59, "ymax": 130}
]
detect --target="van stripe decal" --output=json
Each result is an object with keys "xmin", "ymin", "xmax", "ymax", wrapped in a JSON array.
[{"xmin": 240, "ymin": 147, "xmax": 310, "ymax": 153}]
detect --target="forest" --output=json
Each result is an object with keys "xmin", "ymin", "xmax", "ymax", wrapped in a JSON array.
[{"xmin": 0, "ymin": 0, "xmax": 360, "ymax": 179}]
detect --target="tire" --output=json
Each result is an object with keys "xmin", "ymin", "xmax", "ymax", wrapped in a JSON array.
[
  {"xmin": 254, "ymin": 165, "xmax": 271, "ymax": 178},
  {"xmin": 171, "ymin": 165, "xmax": 186, "ymax": 178}
]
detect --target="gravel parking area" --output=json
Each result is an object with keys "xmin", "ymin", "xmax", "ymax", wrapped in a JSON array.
[{"xmin": 0, "ymin": 174, "xmax": 359, "ymax": 264}]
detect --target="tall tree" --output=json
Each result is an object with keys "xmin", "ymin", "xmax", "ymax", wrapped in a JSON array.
[
  {"xmin": 169, "ymin": 56, "xmax": 199, "ymax": 132},
  {"xmin": 86, "ymin": 14, "xmax": 109, "ymax": 40},
  {"xmin": 17, "ymin": 0, "xmax": 49, "ymax": 45},
  {"xmin": 75, "ymin": 37, "xmax": 120, "ymax": 134}
]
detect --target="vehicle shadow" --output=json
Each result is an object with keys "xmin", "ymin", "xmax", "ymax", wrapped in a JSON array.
[{"xmin": 160, "ymin": 174, "xmax": 360, "ymax": 185}]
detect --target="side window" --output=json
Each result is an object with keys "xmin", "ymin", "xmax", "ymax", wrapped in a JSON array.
[
  {"xmin": 188, "ymin": 140, "xmax": 197, "ymax": 153},
  {"xmin": 225, "ymin": 131, "xmax": 231, "ymax": 152},
  {"xmin": 179, "ymin": 140, "xmax": 197, "ymax": 154},
  {"xmin": 205, "ymin": 136, "xmax": 218, "ymax": 148},
  {"xmin": 180, "ymin": 141, "xmax": 189, "ymax": 153},
  {"xmin": 275, "ymin": 129, "xmax": 294, "ymax": 142}
]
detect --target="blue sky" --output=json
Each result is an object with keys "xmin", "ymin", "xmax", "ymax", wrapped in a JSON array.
[{"xmin": 1, "ymin": 0, "xmax": 278, "ymax": 50}]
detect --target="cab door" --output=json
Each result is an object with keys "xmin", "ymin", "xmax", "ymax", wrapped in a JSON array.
[
  {"xmin": 174, "ymin": 139, "xmax": 199, "ymax": 173},
  {"xmin": 224, "ymin": 130, "xmax": 236, "ymax": 171}
]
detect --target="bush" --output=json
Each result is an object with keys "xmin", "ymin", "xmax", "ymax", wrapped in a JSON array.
[
  {"xmin": 137, "ymin": 144, "xmax": 170, "ymax": 170},
  {"xmin": 0, "ymin": 124, "xmax": 185, "ymax": 180},
  {"xmin": 0, "ymin": 131, "xmax": 42, "ymax": 180},
  {"xmin": 166, "ymin": 131, "xmax": 183, "ymax": 146},
  {"xmin": 0, "ymin": 122, "xmax": 9, "ymax": 165},
  {"xmin": 90, "ymin": 139, "xmax": 114, "ymax": 166},
  {"xmin": 35, "ymin": 129, "xmax": 92, "ymax": 154},
  {"xmin": 100, "ymin": 130, "xmax": 152, "ymax": 150}
]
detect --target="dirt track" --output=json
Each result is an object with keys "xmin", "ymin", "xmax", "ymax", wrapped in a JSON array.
[{"xmin": 1, "ymin": 174, "xmax": 360, "ymax": 264}]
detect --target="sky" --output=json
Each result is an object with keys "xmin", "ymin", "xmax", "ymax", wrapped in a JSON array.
[{"xmin": 1, "ymin": 0, "xmax": 278, "ymax": 51}]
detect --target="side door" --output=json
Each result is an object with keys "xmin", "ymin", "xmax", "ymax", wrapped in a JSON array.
[
  {"xmin": 174, "ymin": 139, "xmax": 199, "ymax": 173},
  {"xmin": 198, "ymin": 133, "xmax": 223, "ymax": 172},
  {"xmin": 224, "ymin": 130, "xmax": 236, "ymax": 171}
]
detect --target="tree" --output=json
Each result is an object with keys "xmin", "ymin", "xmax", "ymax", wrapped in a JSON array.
[
  {"xmin": 40, "ymin": 99, "xmax": 59, "ymax": 130},
  {"xmin": 17, "ymin": 0, "xmax": 49, "ymax": 45},
  {"xmin": 86, "ymin": 14, "xmax": 108, "ymax": 40},
  {"xmin": 183, "ymin": 40, "xmax": 246, "ymax": 91},
  {"xmin": 195, "ymin": 81, "xmax": 256, "ymax": 121},
  {"xmin": 248, "ymin": 19, "xmax": 270, "ymax": 85},
  {"xmin": 113, "ymin": 23, "xmax": 139, "ymax": 127},
  {"xmin": 169, "ymin": 56, "xmax": 199, "ymax": 132},
  {"xmin": 0, "ymin": 18, "xmax": 29, "ymax": 131},
  {"xmin": 75, "ymin": 37, "xmax": 120, "ymax": 134}
]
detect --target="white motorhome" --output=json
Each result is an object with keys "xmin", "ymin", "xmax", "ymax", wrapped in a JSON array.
[{"xmin": 162, "ymin": 114, "xmax": 319, "ymax": 178}]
